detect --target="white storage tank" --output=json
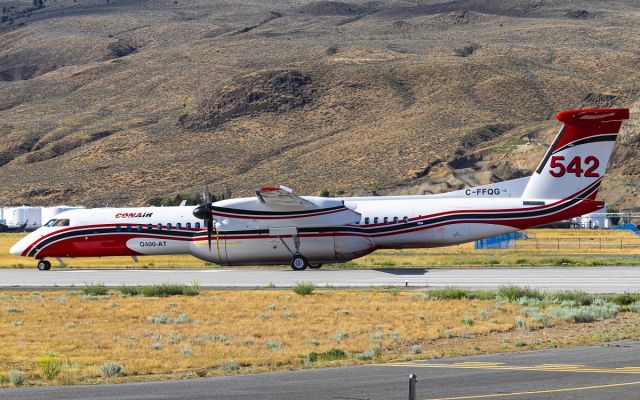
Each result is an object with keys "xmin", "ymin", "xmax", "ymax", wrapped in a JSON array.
[
  {"xmin": 41, "ymin": 205, "xmax": 85, "ymax": 226},
  {"xmin": 6, "ymin": 206, "xmax": 42, "ymax": 230}
]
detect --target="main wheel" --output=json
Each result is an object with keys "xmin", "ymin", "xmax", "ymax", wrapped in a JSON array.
[
  {"xmin": 309, "ymin": 263, "xmax": 322, "ymax": 269},
  {"xmin": 290, "ymin": 255, "xmax": 308, "ymax": 271},
  {"xmin": 37, "ymin": 260, "xmax": 51, "ymax": 271}
]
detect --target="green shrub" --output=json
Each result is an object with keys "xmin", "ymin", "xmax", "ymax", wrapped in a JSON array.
[
  {"xmin": 292, "ymin": 282, "xmax": 315, "ymax": 296},
  {"xmin": 169, "ymin": 334, "xmax": 186, "ymax": 345},
  {"xmin": 221, "ymin": 361, "xmax": 240, "ymax": 372},
  {"xmin": 100, "ymin": 363, "xmax": 124, "ymax": 378},
  {"xmin": 83, "ymin": 283, "xmax": 108, "ymax": 296},
  {"xmin": 547, "ymin": 290, "xmax": 593, "ymax": 306},
  {"xmin": 266, "ymin": 340, "xmax": 283, "ymax": 351},
  {"xmin": 147, "ymin": 313, "xmax": 169, "ymax": 324},
  {"xmin": 426, "ymin": 288, "xmax": 469, "ymax": 300},
  {"xmin": 411, "ymin": 344, "xmax": 422, "ymax": 354},
  {"xmin": 628, "ymin": 302, "xmax": 640, "ymax": 313},
  {"xmin": 335, "ymin": 331, "xmax": 349, "ymax": 343},
  {"xmin": 462, "ymin": 316, "xmax": 474, "ymax": 326},
  {"xmin": 39, "ymin": 353, "xmax": 65, "ymax": 380},
  {"xmin": 426, "ymin": 288, "xmax": 497, "ymax": 300},
  {"xmin": 355, "ymin": 351, "xmax": 373, "ymax": 360},
  {"xmin": 568, "ymin": 308, "xmax": 596, "ymax": 323},
  {"xmin": 9, "ymin": 370, "xmax": 24, "ymax": 386},
  {"xmin": 119, "ymin": 286, "xmax": 141, "ymax": 296},
  {"xmin": 141, "ymin": 283, "xmax": 200, "ymax": 297},
  {"xmin": 514, "ymin": 317, "xmax": 528, "ymax": 330},
  {"xmin": 610, "ymin": 292, "xmax": 640, "ymax": 306},
  {"xmin": 550, "ymin": 257, "xmax": 577, "ymax": 266},
  {"xmin": 308, "ymin": 347, "xmax": 347, "ymax": 362},
  {"xmin": 498, "ymin": 286, "xmax": 543, "ymax": 302}
]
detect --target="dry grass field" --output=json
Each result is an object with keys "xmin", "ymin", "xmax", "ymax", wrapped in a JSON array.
[
  {"xmin": 0, "ymin": 0, "xmax": 639, "ymax": 208},
  {"xmin": 1, "ymin": 228, "xmax": 639, "ymax": 269},
  {"xmin": 1, "ymin": 287, "xmax": 639, "ymax": 387}
]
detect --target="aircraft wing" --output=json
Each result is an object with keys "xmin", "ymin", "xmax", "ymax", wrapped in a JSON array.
[{"xmin": 255, "ymin": 185, "xmax": 316, "ymax": 208}]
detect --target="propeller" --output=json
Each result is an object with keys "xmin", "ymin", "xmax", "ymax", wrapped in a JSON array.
[{"xmin": 193, "ymin": 185, "xmax": 215, "ymax": 251}]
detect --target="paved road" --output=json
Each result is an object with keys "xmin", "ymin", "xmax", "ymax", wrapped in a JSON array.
[
  {"xmin": 0, "ymin": 267, "xmax": 639, "ymax": 292},
  {"xmin": 3, "ymin": 341, "xmax": 640, "ymax": 400}
]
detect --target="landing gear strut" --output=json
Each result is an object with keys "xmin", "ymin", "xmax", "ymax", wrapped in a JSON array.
[
  {"xmin": 37, "ymin": 260, "xmax": 51, "ymax": 271},
  {"xmin": 278, "ymin": 234, "xmax": 310, "ymax": 271}
]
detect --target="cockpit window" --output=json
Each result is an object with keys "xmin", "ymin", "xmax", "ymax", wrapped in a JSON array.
[
  {"xmin": 52, "ymin": 219, "xmax": 70, "ymax": 227},
  {"xmin": 44, "ymin": 219, "xmax": 57, "ymax": 227}
]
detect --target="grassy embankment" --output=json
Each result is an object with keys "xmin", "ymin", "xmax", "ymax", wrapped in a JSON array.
[
  {"xmin": 1, "ymin": 285, "xmax": 639, "ymax": 387},
  {"xmin": 0, "ymin": 229, "xmax": 638, "ymax": 269}
]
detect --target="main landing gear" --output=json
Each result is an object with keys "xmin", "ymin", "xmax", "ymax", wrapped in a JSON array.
[
  {"xmin": 289, "ymin": 257, "xmax": 323, "ymax": 271},
  {"xmin": 278, "ymin": 232, "xmax": 323, "ymax": 271},
  {"xmin": 37, "ymin": 259, "xmax": 51, "ymax": 271},
  {"xmin": 290, "ymin": 255, "xmax": 309, "ymax": 271}
]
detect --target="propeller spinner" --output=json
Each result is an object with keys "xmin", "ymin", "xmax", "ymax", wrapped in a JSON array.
[{"xmin": 192, "ymin": 185, "xmax": 215, "ymax": 250}]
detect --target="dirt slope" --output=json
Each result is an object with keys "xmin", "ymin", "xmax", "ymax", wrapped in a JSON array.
[{"xmin": 0, "ymin": 0, "xmax": 639, "ymax": 207}]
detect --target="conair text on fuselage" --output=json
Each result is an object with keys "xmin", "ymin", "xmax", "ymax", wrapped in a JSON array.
[{"xmin": 115, "ymin": 212, "xmax": 154, "ymax": 218}]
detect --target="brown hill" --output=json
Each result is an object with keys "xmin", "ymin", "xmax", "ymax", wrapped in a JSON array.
[{"xmin": 0, "ymin": 0, "xmax": 639, "ymax": 208}]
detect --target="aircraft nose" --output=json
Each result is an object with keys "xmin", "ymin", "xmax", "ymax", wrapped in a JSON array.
[{"xmin": 9, "ymin": 241, "xmax": 25, "ymax": 256}]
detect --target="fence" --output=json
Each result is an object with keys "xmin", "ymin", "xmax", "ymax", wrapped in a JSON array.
[
  {"xmin": 474, "ymin": 232, "xmax": 527, "ymax": 250},
  {"xmin": 475, "ymin": 229, "xmax": 640, "ymax": 251},
  {"xmin": 510, "ymin": 236, "xmax": 640, "ymax": 250}
]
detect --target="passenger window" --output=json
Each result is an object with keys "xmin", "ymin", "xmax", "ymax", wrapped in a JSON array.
[
  {"xmin": 137, "ymin": 224, "xmax": 143, "ymax": 232},
  {"xmin": 167, "ymin": 223, "xmax": 172, "ymax": 231},
  {"xmin": 116, "ymin": 225, "xmax": 121, "ymax": 232},
  {"xmin": 364, "ymin": 217, "xmax": 370, "ymax": 224},
  {"xmin": 186, "ymin": 222, "xmax": 191, "ymax": 229},
  {"xmin": 157, "ymin": 223, "xmax": 162, "ymax": 231},
  {"xmin": 147, "ymin": 224, "xmax": 153, "ymax": 230},
  {"xmin": 177, "ymin": 223, "xmax": 182, "ymax": 230},
  {"xmin": 393, "ymin": 217, "xmax": 398, "ymax": 223},
  {"xmin": 195, "ymin": 222, "xmax": 201, "ymax": 229},
  {"xmin": 126, "ymin": 225, "xmax": 132, "ymax": 232},
  {"xmin": 373, "ymin": 217, "xmax": 379, "ymax": 224},
  {"xmin": 383, "ymin": 217, "xmax": 388, "ymax": 224},
  {"xmin": 403, "ymin": 216, "xmax": 408, "ymax": 223}
]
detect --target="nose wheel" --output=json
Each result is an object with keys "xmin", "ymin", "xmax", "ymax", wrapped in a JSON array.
[{"xmin": 37, "ymin": 260, "xmax": 51, "ymax": 271}]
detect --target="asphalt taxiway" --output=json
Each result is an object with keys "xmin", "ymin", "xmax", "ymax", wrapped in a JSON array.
[
  {"xmin": 0, "ymin": 266, "xmax": 639, "ymax": 292},
  {"xmin": 3, "ymin": 341, "xmax": 640, "ymax": 400}
]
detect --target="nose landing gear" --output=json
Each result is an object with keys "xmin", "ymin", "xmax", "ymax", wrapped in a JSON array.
[{"xmin": 37, "ymin": 260, "xmax": 51, "ymax": 271}]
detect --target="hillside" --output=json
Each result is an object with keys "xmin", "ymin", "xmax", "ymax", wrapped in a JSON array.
[{"xmin": 0, "ymin": 0, "xmax": 639, "ymax": 207}]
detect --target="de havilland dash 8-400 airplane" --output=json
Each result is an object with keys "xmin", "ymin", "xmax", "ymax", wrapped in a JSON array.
[{"xmin": 10, "ymin": 108, "xmax": 630, "ymax": 271}]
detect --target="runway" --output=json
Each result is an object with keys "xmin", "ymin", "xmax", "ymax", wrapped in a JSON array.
[
  {"xmin": 3, "ymin": 341, "xmax": 640, "ymax": 400},
  {"xmin": 0, "ymin": 266, "xmax": 639, "ymax": 292}
]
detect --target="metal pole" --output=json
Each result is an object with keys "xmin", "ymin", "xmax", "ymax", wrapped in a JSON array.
[{"xmin": 409, "ymin": 374, "xmax": 417, "ymax": 400}]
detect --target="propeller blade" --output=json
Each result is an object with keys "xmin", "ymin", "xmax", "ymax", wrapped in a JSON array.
[
  {"xmin": 207, "ymin": 218, "xmax": 213, "ymax": 251},
  {"xmin": 203, "ymin": 184, "xmax": 212, "ymax": 206}
]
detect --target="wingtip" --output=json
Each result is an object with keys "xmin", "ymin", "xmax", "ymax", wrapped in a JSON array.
[{"xmin": 556, "ymin": 108, "xmax": 630, "ymax": 124}]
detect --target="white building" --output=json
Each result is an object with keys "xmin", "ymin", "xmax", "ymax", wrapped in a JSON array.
[{"xmin": 572, "ymin": 204, "xmax": 610, "ymax": 229}]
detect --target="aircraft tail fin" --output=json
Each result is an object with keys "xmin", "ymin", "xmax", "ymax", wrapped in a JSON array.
[{"xmin": 521, "ymin": 108, "xmax": 629, "ymax": 201}]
